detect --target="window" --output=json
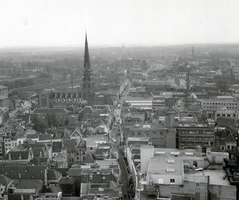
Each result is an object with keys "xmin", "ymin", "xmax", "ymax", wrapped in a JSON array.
[
  {"xmin": 227, "ymin": 145, "xmax": 230, "ymax": 150},
  {"xmin": 158, "ymin": 179, "xmax": 163, "ymax": 184},
  {"xmin": 138, "ymin": 132, "xmax": 141, "ymax": 136},
  {"xmin": 193, "ymin": 161, "xmax": 198, "ymax": 167},
  {"xmin": 170, "ymin": 179, "xmax": 175, "ymax": 183}
]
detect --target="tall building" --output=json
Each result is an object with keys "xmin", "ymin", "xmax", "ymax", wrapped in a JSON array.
[{"xmin": 82, "ymin": 34, "xmax": 94, "ymax": 105}]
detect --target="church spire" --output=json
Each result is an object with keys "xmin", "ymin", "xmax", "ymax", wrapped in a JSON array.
[
  {"xmin": 84, "ymin": 33, "xmax": 91, "ymax": 69},
  {"xmin": 82, "ymin": 33, "xmax": 94, "ymax": 105}
]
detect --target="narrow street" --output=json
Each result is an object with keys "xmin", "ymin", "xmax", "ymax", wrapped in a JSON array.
[{"xmin": 118, "ymin": 153, "xmax": 131, "ymax": 200}]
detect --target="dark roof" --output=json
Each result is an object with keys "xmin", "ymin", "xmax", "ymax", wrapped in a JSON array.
[
  {"xmin": 16, "ymin": 179, "xmax": 43, "ymax": 190},
  {"xmin": 4, "ymin": 151, "xmax": 30, "ymax": 160},
  {"xmin": 0, "ymin": 175, "xmax": 12, "ymax": 187},
  {"xmin": 31, "ymin": 157, "xmax": 49, "ymax": 166},
  {"xmin": 54, "ymin": 168, "xmax": 69, "ymax": 177},
  {"xmin": 8, "ymin": 194, "xmax": 31, "ymax": 200},
  {"xmin": 58, "ymin": 176, "xmax": 75, "ymax": 184},
  {"xmin": 0, "ymin": 164, "xmax": 46, "ymax": 180},
  {"xmin": 63, "ymin": 139, "xmax": 77, "ymax": 149},
  {"xmin": 171, "ymin": 194, "xmax": 192, "ymax": 200},
  {"xmin": 52, "ymin": 141, "xmax": 62, "ymax": 153},
  {"xmin": 68, "ymin": 168, "xmax": 82, "ymax": 177},
  {"xmin": 39, "ymin": 134, "xmax": 53, "ymax": 140},
  {"xmin": 26, "ymin": 134, "xmax": 38, "ymax": 139},
  {"xmin": 84, "ymin": 152, "xmax": 94, "ymax": 163},
  {"xmin": 226, "ymin": 133, "xmax": 236, "ymax": 143},
  {"xmin": 47, "ymin": 169, "xmax": 62, "ymax": 181},
  {"xmin": 33, "ymin": 108, "xmax": 68, "ymax": 114}
]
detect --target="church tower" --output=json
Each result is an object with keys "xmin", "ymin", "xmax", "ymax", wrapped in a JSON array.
[{"xmin": 82, "ymin": 34, "xmax": 94, "ymax": 105}]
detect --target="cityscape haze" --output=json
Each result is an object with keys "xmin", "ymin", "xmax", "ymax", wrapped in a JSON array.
[
  {"xmin": 0, "ymin": 0, "xmax": 239, "ymax": 48},
  {"xmin": 0, "ymin": 1, "xmax": 239, "ymax": 200}
]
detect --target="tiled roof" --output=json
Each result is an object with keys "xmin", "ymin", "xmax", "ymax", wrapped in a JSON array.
[
  {"xmin": 8, "ymin": 194, "xmax": 31, "ymax": 200},
  {"xmin": 39, "ymin": 134, "xmax": 53, "ymax": 140},
  {"xmin": 0, "ymin": 175, "xmax": 12, "ymax": 187},
  {"xmin": 26, "ymin": 134, "xmax": 38, "ymax": 139},
  {"xmin": 0, "ymin": 164, "xmax": 46, "ymax": 180},
  {"xmin": 4, "ymin": 151, "xmax": 30, "ymax": 160},
  {"xmin": 63, "ymin": 139, "xmax": 77, "ymax": 149},
  {"xmin": 58, "ymin": 176, "xmax": 74, "ymax": 184},
  {"xmin": 226, "ymin": 133, "xmax": 236, "ymax": 143},
  {"xmin": 79, "ymin": 106, "xmax": 94, "ymax": 114},
  {"xmin": 16, "ymin": 179, "xmax": 43, "ymax": 190},
  {"xmin": 47, "ymin": 169, "xmax": 62, "ymax": 181},
  {"xmin": 33, "ymin": 108, "xmax": 68, "ymax": 114},
  {"xmin": 67, "ymin": 168, "xmax": 82, "ymax": 177},
  {"xmin": 54, "ymin": 168, "xmax": 69, "ymax": 177},
  {"xmin": 52, "ymin": 141, "xmax": 62, "ymax": 153}
]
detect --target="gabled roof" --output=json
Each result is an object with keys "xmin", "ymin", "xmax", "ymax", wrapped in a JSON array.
[
  {"xmin": 84, "ymin": 152, "xmax": 94, "ymax": 163},
  {"xmin": 220, "ymin": 130, "xmax": 228, "ymax": 139},
  {"xmin": 47, "ymin": 169, "xmax": 62, "ymax": 181},
  {"xmin": 70, "ymin": 128, "xmax": 82, "ymax": 138},
  {"xmin": 167, "ymin": 106, "xmax": 179, "ymax": 114},
  {"xmin": 82, "ymin": 113, "xmax": 101, "ymax": 122},
  {"xmin": 4, "ymin": 151, "xmax": 30, "ymax": 160},
  {"xmin": 11, "ymin": 144, "xmax": 25, "ymax": 151},
  {"xmin": 226, "ymin": 133, "xmax": 236, "ymax": 143},
  {"xmin": 79, "ymin": 106, "xmax": 94, "ymax": 114},
  {"xmin": 0, "ymin": 175, "xmax": 12, "ymax": 187}
]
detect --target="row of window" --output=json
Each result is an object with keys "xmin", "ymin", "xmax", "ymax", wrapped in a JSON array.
[
  {"xmin": 203, "ymin": 102, "xmax": 238, "ymax": 106},
  {"xmin": 130, "ymin": 131, "xmax": 164, "ymax": 136},
  {"xmin": 204, "ymin": 106, "xmax": 237, "ymax": 109},
  {"xmin": 217, "ymin": 113, "xmax": 236, "ymax": 117}
]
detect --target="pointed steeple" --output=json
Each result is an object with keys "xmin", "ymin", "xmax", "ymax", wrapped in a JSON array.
[
  {"xmin": 82, "ymin": 33, "xmax": 94, "ymax": 105},
  {"xmin": 84, "ymin": 33, "xmax": 91, "ymax": 70}
]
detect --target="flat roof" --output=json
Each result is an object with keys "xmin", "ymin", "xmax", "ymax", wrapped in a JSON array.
[
  {"xmin": 204, "ymin": 170, "xmax": 230, "ymax": 185},
  {"xmin": 148, "ymin": 156, "xmax": 183, "ymax": 175}
]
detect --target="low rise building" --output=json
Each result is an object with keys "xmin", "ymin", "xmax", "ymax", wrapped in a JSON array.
[
  {"xmin": 176, "ymin": 121, "xmax": 215, "ymax": 149},
  {"xmin": 126, "ymin": 121, "xmax": 176, "ymax": 148},
  {"xmin": 128, "ymin": 145, "xmax": 236, "ymax": 200}
]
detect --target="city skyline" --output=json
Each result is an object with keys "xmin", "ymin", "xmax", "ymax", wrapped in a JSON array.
[{"xmin": 0, "ymin": 0, "xmax": 239, "ymax": 48}]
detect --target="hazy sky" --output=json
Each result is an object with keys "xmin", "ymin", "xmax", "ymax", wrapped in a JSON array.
[{"xmin": 0, "ymin": 0, "xmax": 239, "ymax": 48}]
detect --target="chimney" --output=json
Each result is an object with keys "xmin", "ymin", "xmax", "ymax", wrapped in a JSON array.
[{"xmin": 44, "ymin": 168, "xmax": 48, "ymax": 186}]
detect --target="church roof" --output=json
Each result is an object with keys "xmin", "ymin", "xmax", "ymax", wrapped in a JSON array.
[{"xmin": 33, "ymin": 108, "xmax": 68, "ymax": 114}]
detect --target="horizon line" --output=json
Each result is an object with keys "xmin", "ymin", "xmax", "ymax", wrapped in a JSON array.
[{"xmin": 1, "ymin": 42, "xmax": 239, "ymax": 50}]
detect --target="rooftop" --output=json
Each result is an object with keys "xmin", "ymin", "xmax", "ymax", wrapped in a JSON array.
[{"xmin": 148, "ymin": 156, "xmax": 183, "ymax": 175}]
